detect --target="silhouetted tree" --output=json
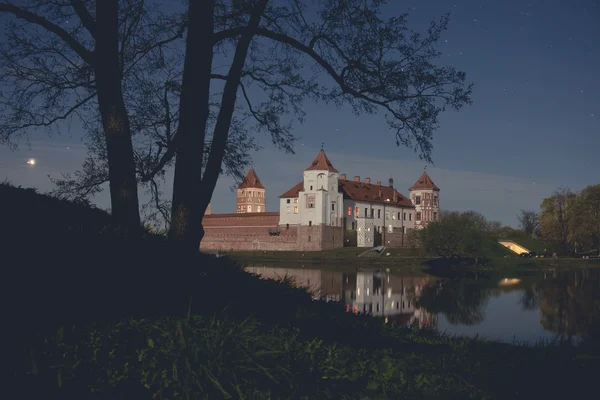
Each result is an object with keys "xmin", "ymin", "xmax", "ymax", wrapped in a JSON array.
[
  {"xmin": 2, "ymin": 1, "xmax": 473, "ymax": 248},
  {"xmin": 0, "ymin": 1, "xmax": 258, "ymax": 232},
  {"xmin": 0, "ymin": 0, "xmax": 157, "ymax": 236},
  {"xmin": 166, "ymin": 0, "xmax": 473, "ymax": 249}
]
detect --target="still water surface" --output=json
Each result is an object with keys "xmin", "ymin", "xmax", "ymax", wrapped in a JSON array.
[{"xmin": 246, "ymin": 264, "xmax": 600, "ymax": 344}]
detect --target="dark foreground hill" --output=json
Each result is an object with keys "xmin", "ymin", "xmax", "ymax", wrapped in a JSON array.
[{"xmin": 2, "ymin": 183, "xmax": 599, "ymax": 399}]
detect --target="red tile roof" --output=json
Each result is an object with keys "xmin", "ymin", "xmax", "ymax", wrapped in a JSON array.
[
  {"xmin": 279, "ymin": 179, "xmax": 414, "ymax": 208},
  {"xmin": 305, "ymin": 150, "xmax": 339, "ymax": 172},
  {"xmin": 238, "ymin": 168, "xmax": 265, "ymax": 189},
  {"xmin": 409, "ymin": 171, "xmax": 440, "ymax": 191}
]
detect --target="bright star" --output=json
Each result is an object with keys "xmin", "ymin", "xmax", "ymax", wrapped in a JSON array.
[{"xmin": 27, "ymin": 158, "xmax": 36, "ymax": 166}]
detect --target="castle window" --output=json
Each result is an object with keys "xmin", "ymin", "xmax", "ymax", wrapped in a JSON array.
[
  {"xmin": 248, "ymin": 205, "xmax": 252, "ymax": 212},
  {"xmin": 286, "ymin": 207, "xmax": 290, "ymax": 214},
  {"xmin": 309, "ymin": 221, "xmax": 312, "ymax": 226},
  {"xmin": 331, "ymin": 203, "xmax": 335, "ymax": 211},
  {"xmin": 403, "ymin": 213, "xmax": 406, "ymax": 221},
  {"xmin": 294, "ymin": 198, "xmax": 298, "ymax": 204},
  {"xmin": 286, "ymin": 223, "xmax": 289, "ymax": 230},
  {"xmin": 388, "ymin": 225, "xmax": 393, "ymax": 233},
  {"xmin": 294, "ymin": 206, "xmax": 298, "ymax": 214},
  {"xmin": 416, "ymin": 212, "xmax": 422, "ymax": 221},
  {"xmin": 377, "ymin": 209, "xmax": 381, "ymax": 219},
  {"xmin": 355, "ymin": 207, "xmax": 359, "ymax": 217},
  {"xmin": 392, "ymin": 213, "xmax": 396, "ymax": 220},
  {"xmin": 351, "ymin": 221, "xmax": 355, "ymax": 230},
  {"xmin": 308, "ymin": 235, "xmax": 311, "ymax": 242},
  {"xmin": 370, "ymin": 209, "xmax": 374, "ymax": 218},
  {"xmin": 257, "ymin": 206, "xmax": 261, "ymax": 212},
  {"xmin": 287, "ymin": 199, "xmax": 291, "ymax": 204},
  {"xmin": 364, "ymin": 208, "xmax": 368, "ymax": 217},
  {"xmin": 348, "ymin": 206, "xmax": 352, "ymax": 216},
  {"xmin": 307, "ymin": 194, "xmax": 316, "ymax": 208},
  {"xmin": 415, "ymin": 196, "xmax": 421, "ymax": 205},
  {"xmin": 398, "ymin": 212, "xmax": 401, "ymax": 220},
  {"xmin": 434, "ymin": 196, "xmax": 438, "ymax": 206},
  {"xmin": 386, "ymin": 211, "xmax": 389, "ymax": 220},
  {"xmin": 409, "ymin": 213, "xmax": 412, "ymax": 221},
  {"xmin": 310, "ymin": 185, "xmax": 313, "ymax": 190}
]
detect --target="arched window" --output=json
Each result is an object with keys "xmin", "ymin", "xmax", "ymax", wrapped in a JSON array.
[{"xmin": 308, "ymin": 235, "xmax": 311, "ymax": 242}]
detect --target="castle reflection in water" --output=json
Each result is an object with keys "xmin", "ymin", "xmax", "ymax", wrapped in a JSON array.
[{"xmin": 245, "ymin": 266, "xmax": 438, "ymax": 330}]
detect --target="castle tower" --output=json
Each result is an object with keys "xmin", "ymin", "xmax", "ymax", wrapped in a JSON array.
[
  {"xmin": 409, "ymin": 170, "xmax": 440, "ymax": 229},
  {"xmin": 299, "ymin": 149, "xmax": 344, "ymax": 226},
  {"xmin": 236, "ymin": 168, "xmax": 266, "ymax": 213}
]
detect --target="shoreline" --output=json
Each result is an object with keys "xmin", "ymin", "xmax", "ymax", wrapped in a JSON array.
[{"xmin": 226, "ymin": 252, "xmax": 600, "ymax": 269}]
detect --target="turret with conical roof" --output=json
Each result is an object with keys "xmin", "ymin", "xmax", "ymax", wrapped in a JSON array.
[
  {"xmin": 236, "ymin": 167, "xmax": 266, "ymax": 213},
  {"xmin": 409, "ymin": 170, "xmax": 440, "ymax": 229}
]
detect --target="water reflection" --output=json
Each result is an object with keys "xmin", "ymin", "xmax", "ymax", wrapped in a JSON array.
[{"xmin": 245, "ymin": 265, "xmax": 600, "ymax": 343}]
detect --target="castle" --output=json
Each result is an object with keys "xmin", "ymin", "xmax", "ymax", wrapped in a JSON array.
[{"xmin": 200, "ymin": 150, "xmax": 440, "ymax": 251}]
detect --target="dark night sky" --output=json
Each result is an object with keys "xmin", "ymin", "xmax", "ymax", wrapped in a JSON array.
[{"xmin": 1, "ymin": 0, "xmax": 598, "ymax": 227}]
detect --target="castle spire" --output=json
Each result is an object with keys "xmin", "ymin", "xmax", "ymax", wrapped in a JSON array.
[
  {"xmin": 238, "ymin": 167, "xmax": 265, "ymax": 189},
  {"xmin": 409, "ymin": 170, "xmax": 440, "ymax": 191},
  {"xmin": 305, "ymin": 149, "xmax": 339, "ymax": 172}
]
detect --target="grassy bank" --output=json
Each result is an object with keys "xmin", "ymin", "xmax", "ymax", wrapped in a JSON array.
[{"xmin": 4, "ymin": 183, "xmax": 600, "ymax": 399}]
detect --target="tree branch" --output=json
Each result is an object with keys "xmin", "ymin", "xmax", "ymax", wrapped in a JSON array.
[
  {"xmin": 71, "ymin": 0, "xmax": 97, "ymax": 39},
  {"xmin": 0, "ymin": 2, "xmax": 95, "ymax": 66}
]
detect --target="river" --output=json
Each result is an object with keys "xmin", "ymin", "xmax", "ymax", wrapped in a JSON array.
[{"xmin": 245, "ymin": 264, "xmax": 600, "ymax": 344}]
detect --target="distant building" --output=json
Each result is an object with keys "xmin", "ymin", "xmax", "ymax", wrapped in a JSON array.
[
  {"xmin": 409, "ymin": 171, "xmax": 440, "ymax": 229},
  {"xmin": 279, "ymin": 150, "xmax": 417, "ymax": 247},
  {"xmin": 236, "ymin": 168, "xmax": 266, "ymax": 213},
  {"xmin": 201, "ymin": 150, "xmax": 441, "ymax": 251}
]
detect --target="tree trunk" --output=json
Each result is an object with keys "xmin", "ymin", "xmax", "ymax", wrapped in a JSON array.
[
  {"xmin": 169, "ymin": 0, "xmax": 269, "ymax": 252},
  {"xmin": 169, "ymin": 0, "xmax": 215, "ymax": 250},
  {"xmin": 95, "ymin": 0, "xmax": 141, "ymax": 237}
]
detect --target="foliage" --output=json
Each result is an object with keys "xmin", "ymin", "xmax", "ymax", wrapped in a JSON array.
[
  {"xmin": 539, "ymin": 186, "xmax": 600, "ymax": 255},
  {"xmin": 419, "ymin": 210, "xmax": 497, "ymax": 263}
]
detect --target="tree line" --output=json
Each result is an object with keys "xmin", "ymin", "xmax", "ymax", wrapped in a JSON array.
[
  {"xmin": 417, "ymin": 184, "xmax": 599, "ymax": 263},
  {"xmin": 535, "ymin": 185, "xmax": 600, "ymax": 255},
  {"xmin": 0, "ymin": 0, "xmax": 472, "ymax": 251}
]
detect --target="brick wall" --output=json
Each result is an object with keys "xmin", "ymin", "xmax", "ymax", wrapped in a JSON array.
[
  {"xmin": 296, "ymin": 225, "xmax": 344, "ymax": 251},
  {"xmin": 382, "ymin": 228, "xmax": 409, "ymax": 248},
  {"xmin": 201, "ymin": 226, "xmax": 298, "ymax": 251},
  {"xmin": 201, "ymin": 213, "xmax": 344, "ymax": 251}
]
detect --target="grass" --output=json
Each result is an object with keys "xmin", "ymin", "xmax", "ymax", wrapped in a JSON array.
[{"xmin": 4, "ymin": 182, "xmax": 600, "ymax": 399}]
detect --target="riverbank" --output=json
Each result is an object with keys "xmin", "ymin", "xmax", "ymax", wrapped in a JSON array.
[
  {"xmin": 227, "ymin": 248, "xmax": 600, "ymax": 269},
  {"xmin": 10, "ymin": 241, "xmax": 600, "ymax": 399},
  {"xmin": 4, "ymin": 183, "xmax": 600, "ymax": 399}
]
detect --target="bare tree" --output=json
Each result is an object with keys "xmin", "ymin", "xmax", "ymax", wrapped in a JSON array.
[
  {"xmin": 165, "ymin": 0, "xmax": 473, "ymax": 249},
  {"xmin": 2, "ymin": 1, "xmax": 473, "ymax": 249},
  {"xmin": 0, "ymin": 0, "xmax": 183, "ymax": 235},
  {"xmin": 517, "ymin": 209, "xmax": 539, "ymax": 236}
]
